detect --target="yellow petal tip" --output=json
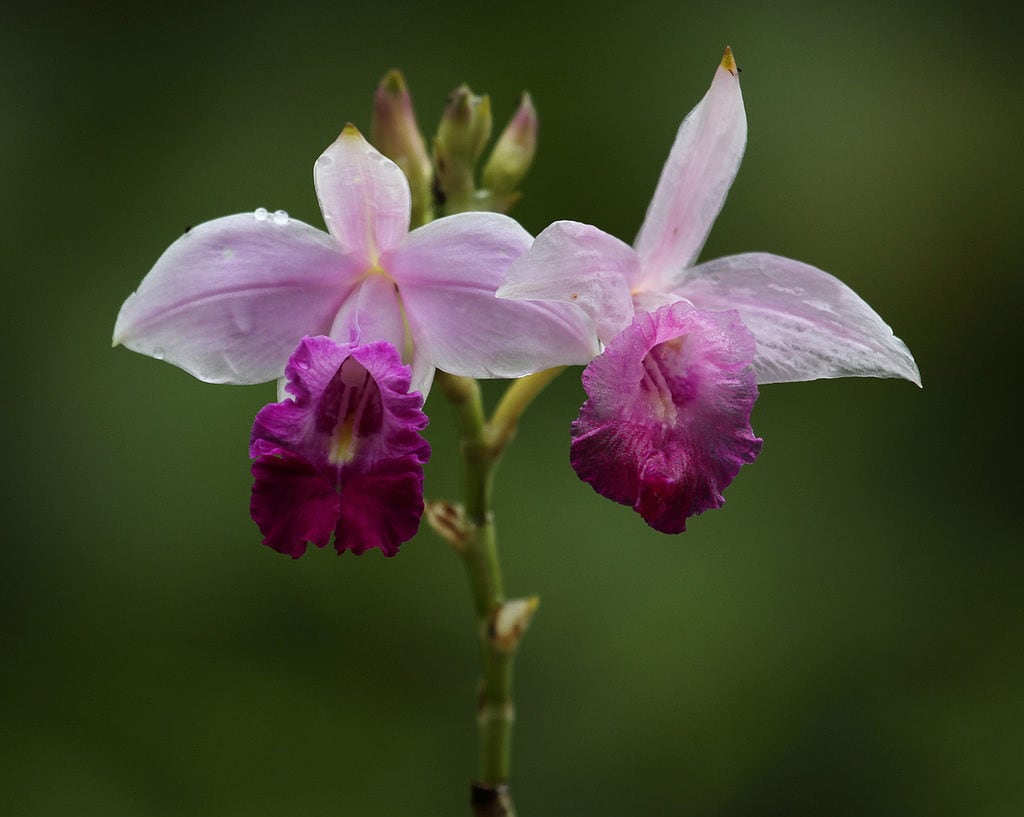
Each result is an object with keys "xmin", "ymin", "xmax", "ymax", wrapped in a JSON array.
[
  {"xmin": 721, "ymin": 46, "xmax": 737, "ymax": 76},
  {"xmin": 379, "ymin": 69, "xmax": 407, "ymax": 95}
]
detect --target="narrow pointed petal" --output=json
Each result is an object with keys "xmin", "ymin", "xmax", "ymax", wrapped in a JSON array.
[
  {"xmin": 678, "ymin": 253, "xmax": 921, "ymax": 386},
  {"xmin": 390, "ymin": 212, "xmax": 600, "ymax": 377},
  {"xmin": 314, "ymin": 125, "xmax": 411, "ymax": 260},
  {"xmin": 498, "ymin": 220, "xmax": 639, "ymax": 344},
  {"xmin": 113, "ymin": 214, "xmax": 356, "ymax": 384},
  {"xmin": 571, "ymin": 302, "xmax": 762, "ymax": 533},
  {"xmin": 634, "ymin": 49, "xmax": 746, "ymax": 288}
]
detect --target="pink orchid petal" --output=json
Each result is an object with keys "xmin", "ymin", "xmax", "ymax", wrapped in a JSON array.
[
  {"xmin": 407, "ymin": 347, "xmax": 436, "ymax": 400},
  {"xmin": 329, "ymin": 274, "xmax": 409, "ymax": 361},
  {"xmin": 326, "ymin": 275, "xmax": 440, "ymax": 398},
  {"xmin": 390, "ymin": 212, "xmax": 600, "ymax": 377},
  {"xmin": 679, "ymin": 253, "xmax": 922, "ymax": 386},
  {"xmin": 634, "ymin": 55, "xmax": 746, "ymax": 289},
  {"xmin": 631, "ymin": 289, "xmax": 687, "ymax": 315},
  {"xmin": 250, "ymin": 337, "xmax": 430, "ymax": 558},
  {"xmin": 334, "ymin": 458, "xmax": 426, "ymax": 556},
  {"xmin": 314, "ymin": 125, "xmax": 411, "ymax": 261},
  {"xmin": 113, "ymin": 214, "xmax": 358, "ymax": 384},
  {"xmin": 498, "ymin": 220, "xmax": 639, "ymax": 344},
  {"xmin": 253, "ymin": 337, "xmax": 429, "ymax": 468},
  {"xmin": 250, "ymin": 447, "xmax": 340, "ymax": 558},
  {"xmin": 571, "ymin": 302, "xmax": 762, "ymax": 533}
]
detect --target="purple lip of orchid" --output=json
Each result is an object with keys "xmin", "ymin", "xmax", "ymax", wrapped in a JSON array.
[
  {"xmin": 112, "ymin": 125, "xmax": 599, "ymax": 399},
  {"xmin": 498, "ymin": 47, "xmax": 920, "ymax": 531},
  {"xmin": 249, "ymin": 336, "xmax": 431, "ymax": 558},
  {"xmin": 571, "ymin": 302, "xmax": 763, "ymax": 533}
]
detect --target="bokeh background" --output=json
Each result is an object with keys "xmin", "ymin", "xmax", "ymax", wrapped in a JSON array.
[{"xmin": 4, "ymin": 1, "xmax": 1022, "ymax": 815}]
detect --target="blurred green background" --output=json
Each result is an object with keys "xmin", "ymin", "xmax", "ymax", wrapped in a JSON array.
[{"xmin": 4, "ymin": 1, "xmax": 1022, "ymax": 814}]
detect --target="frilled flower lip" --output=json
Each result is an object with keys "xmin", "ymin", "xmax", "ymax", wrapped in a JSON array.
[
  {"xmin": 570, "ymin": 302, "xmax": 763, "ymax": 533},
  {"xmin": 113, "ymin": 126, "xmax": 600, "ymax": 397},
  {"xmin": 249, "ymin": 336, "xmax": 430, "ymax": 558},
  {"xmin": 499, "ymin": 49, "xmax": 921, "ymax": 388}
]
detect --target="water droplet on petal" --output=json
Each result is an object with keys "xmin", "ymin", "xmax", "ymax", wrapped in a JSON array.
[
  {"xmin": 317, "ymin": 155, "xmax": 334, "ymax": 168},
  {"xmin": 152, "ymin": 346, "xmax": 165, "ymax": 360},
  {"xmin": 272, "ymin": 209, "xmax": 289, "ymax": 225},
  {"xmin": 296, "ymin": 360, "xmax": 310, "ymax": 370},
  {"xmin": 254, "ymin": 207, "xmax": 269, "ymax": 221}
]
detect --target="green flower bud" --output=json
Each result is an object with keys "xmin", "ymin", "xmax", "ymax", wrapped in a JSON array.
[
  {"xmin": 433, "ymin": 84, "xmax": 492, "ymax": 213},
  {"xmin": 482, "ymin": 92, "xmax": 537, "ymax": 203}
]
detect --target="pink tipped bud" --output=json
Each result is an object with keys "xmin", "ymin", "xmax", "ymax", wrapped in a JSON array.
[
  {"xmin": 372, "ymin": 69, "xmax": 433, "ymax": 226},
  {"xmin": 436, "ymin": 84, "xmax": 493, "ymax": 164},
  {"xmin": 483, "ymin": 92, "xmax": 538, "ymax": 198}
]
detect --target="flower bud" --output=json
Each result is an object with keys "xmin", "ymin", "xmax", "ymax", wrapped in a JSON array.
[
  {"xmin": 423, "ymin": 500, "xmax": 474, "ymax": 552},
  {"xmin": 372, "ymin": 69, "xmax": 434, "ymax": 226},
  {"xmin": 437, "ymin": 84, "xmax": 493, "ymax": 163},
  {"xmin": 482, "ymin": 92, "xmax": 537, "ymax": 202},
  {"xmin": 433, "ymin": 84, "xmax": 492, "ymax": 213},
  {"xmin": 489, "ymin": 596, "xmax": 539, "ymax": 652}
]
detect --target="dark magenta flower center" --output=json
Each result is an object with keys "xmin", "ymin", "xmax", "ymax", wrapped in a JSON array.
[
  {"xmin": 315, "ymin": 357, "xmax": 384, "ymax": 465},
  {"xmin": 640, "ymin": 336, "xmax": 699, "ymax": 427}
]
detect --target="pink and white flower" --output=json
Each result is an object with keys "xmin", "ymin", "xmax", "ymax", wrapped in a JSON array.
[
  {"xmin": 500, "ymin": 48, "xmax": 920, "ymax": 531},
  {"xmin": 113, "ymin": 125, "xmax": 598, "ymax": 397}
]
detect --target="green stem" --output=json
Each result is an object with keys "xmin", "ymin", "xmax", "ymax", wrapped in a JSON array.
[
  {"xmin": 434, "ymin": 369, "xmax": 566, "ymax": 817},
  {"xmin": 434, "ymin": 373, "xmax": 512, "ymax": 816},
  {"xmin": 487, "ymin": 367, "xmax": 565, "ymax": 452}
]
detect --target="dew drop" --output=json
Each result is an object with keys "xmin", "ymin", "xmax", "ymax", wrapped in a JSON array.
[
  {"xmin": 152, "ymin": 346, "xmax": 166, "ymax": 360},
  {"xmin": 317, "ymin": 155, "xmax": 334, "ymax": 168},
  {"xmin": 272, "ymin": 209, "xmax": 289, "ymax": 225},
  {"xmin": 296, "ymin": 360, "xmax": 310, "ymax": 370},
  {"xmin": 254, "ymin": 207, "xmax": 269, "ymax": 221}
]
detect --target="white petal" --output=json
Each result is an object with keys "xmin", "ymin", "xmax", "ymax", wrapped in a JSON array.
[
  {"xmin": 634, "ymin": 55, "xmax": 746, "ymax": 289},
  {"xmin": 499, "ymin": 220, "xmax": 638, "ymax": 345},
  {"xmin": 389, "ymin": 213, "xmax": 600, "ymax": 378},
  {"xmin": 314, "ymin": 125, "xmax": 411, "ymax": 261},
  {"xmin": 679, "ymin": 253, "xmax": 921, "ymax": 386},
  {"xmin": 113, "ymin": 214, "xmax": 356, "ymax": 384}
]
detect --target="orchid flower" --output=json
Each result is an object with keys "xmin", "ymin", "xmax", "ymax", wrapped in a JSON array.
[
  {"xmin": 250, "ymin": 336, "xmax": 430, "ymax": 558},
  {"xmin": 113, "ymin": 125, "xmax": 598, "ymax": 397},
  {"xmin": 499, "ymin": 48, "xmax": 920, "ymax": 532}
]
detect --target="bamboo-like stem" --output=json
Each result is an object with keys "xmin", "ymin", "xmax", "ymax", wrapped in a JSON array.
[
  {"xmin": 486, "ymin": 367, "xmax": 565, "ymax": 452},
  {"xmin": 434, "ymin": 368, "xmax": 565, "ymax": 817}
]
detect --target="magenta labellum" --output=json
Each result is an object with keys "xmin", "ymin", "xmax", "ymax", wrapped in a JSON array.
[
  {"xmin": 570, "ymin": 302, "xmax": 763, "ymax": 533},
  {"xmin": 249, "ymin": 336, "xmax": 430, "ymax": 558}
]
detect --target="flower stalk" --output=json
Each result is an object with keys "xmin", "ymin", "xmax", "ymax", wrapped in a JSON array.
[{"xmin": 434, "ymin": 370, "xmax": 559, "ymax": 816}]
